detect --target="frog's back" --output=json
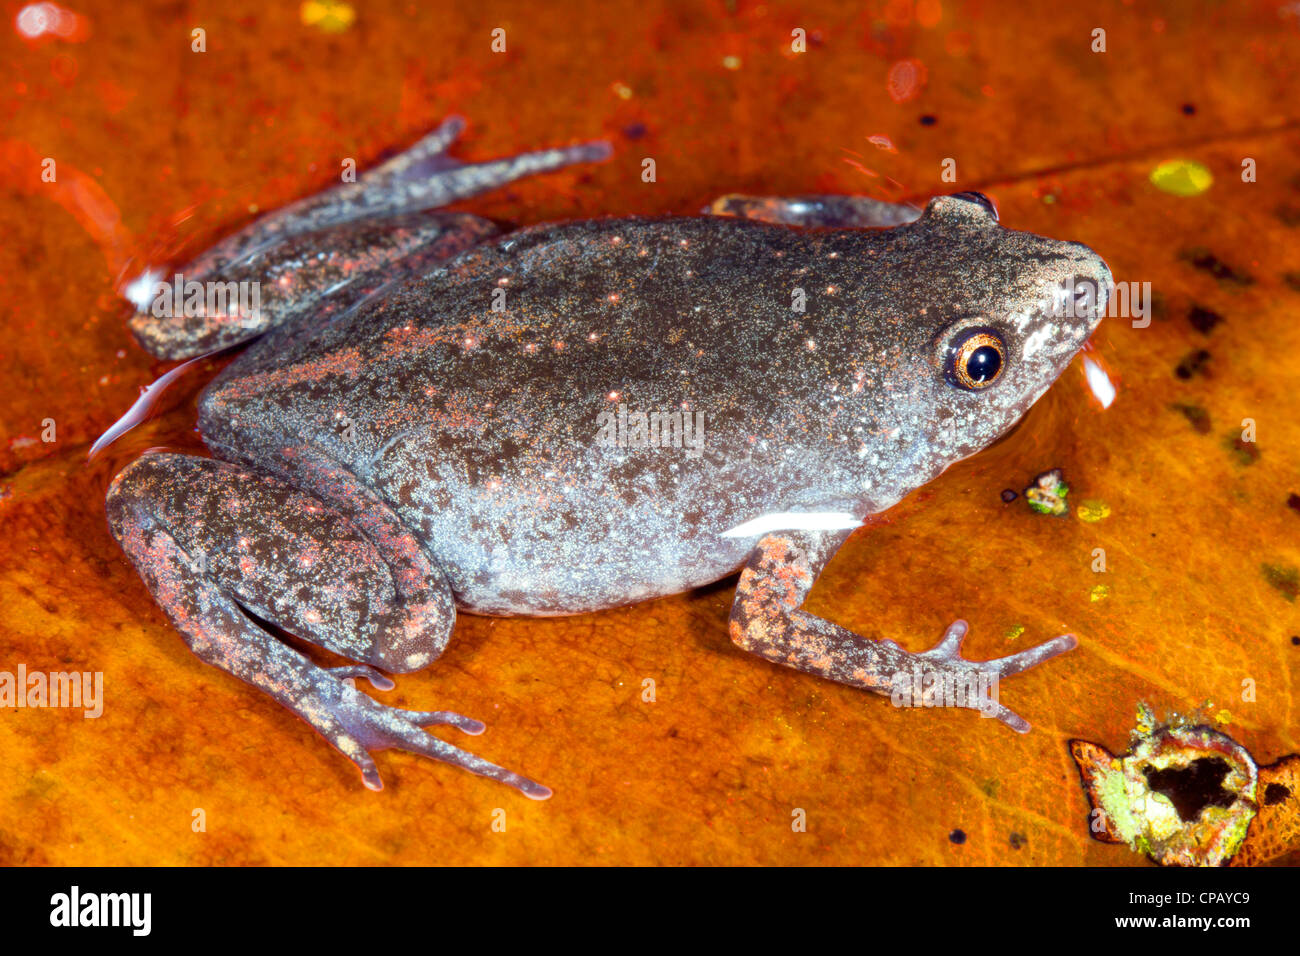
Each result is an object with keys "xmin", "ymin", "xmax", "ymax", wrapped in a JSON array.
[{"xmin": 198, "ymin": 215, "xmax": 935, "ymax": 613}]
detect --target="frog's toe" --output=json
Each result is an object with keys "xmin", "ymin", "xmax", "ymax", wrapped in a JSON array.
[
  {"xmin": 409, "ymin": 710, "xmax": 486, "ymax": 735},
  {"xmin": 368, "ymin": 115, "xmax": 468, "ymax": 176},
  {"xmin": 360, "ymin": 134, "xmax": 613, "ymax": 220},
  {"xmin": 917, "ymin": 620, "xmax": 1077, "ymax": 732},
  {"xmin": 986, "ymin": 633, "xmax": 1079, "ymax": 678},
  {"xmin": 329, "ymin": 664, "xmax": 396, "ymax": 691}
]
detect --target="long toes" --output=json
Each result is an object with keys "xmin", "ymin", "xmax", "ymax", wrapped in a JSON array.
[
  {"xmin": 993, "ymin": 634, "xmax": 1078, "ymax": 677},
  {"xmin": 368, "ymin": 116, "xmax": 467, "ymax": 179},
  {"xmin": 387, "ymin": 722, "xmax": 551, "ymax": 800},
  {"xmin": 344, "ymin": 703, "xmax": 549, "ymax": 799},
  {"xmin": 985, "ymin": 700, "xmax": 1031, "ymax": 733},
  {"xmin": 471, "ymin": 140, "xmax": 613, "ymax": 183},
  {"xmin": 411, "ymin": 710, "xmax": 486, "ymax": 735}
]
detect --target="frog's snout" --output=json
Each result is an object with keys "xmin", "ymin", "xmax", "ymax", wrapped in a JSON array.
[
  {"xmin": 1034, "ymin": 239, "xmax": 1113, "ymax": 350},
  {"xmin": 1064, "ymin": 241, "xmax": 1114, "ymax": 338}
]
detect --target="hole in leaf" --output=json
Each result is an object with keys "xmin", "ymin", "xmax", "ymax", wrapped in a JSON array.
[{"xmin": 1143, "ymin": 757, "xmax": 1237, "ymax": 822}]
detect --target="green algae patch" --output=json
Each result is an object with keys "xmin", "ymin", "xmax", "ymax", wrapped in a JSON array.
[
  {"xmin": 1025, "ymin": 469, "xmax": 1069, "ymax": 516},
  {"xmin": 1070, "ymin": 704, "xmax": 1258, "ymax": 866}
]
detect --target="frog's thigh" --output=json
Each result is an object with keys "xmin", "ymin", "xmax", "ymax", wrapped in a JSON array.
[
  {"xmin": 704, "ymin": 194, "xmax": 922, "ymax": 228},
  {"xmin": 106, "ymin": 452, "xmax": 453, "ymax": 673},
  {"xmin": 106, "ymin": 452, "xmax": 550, "ymax": 795},
  {"xmin": 728, "ymin": 530, "xmax": 1078, "ymax": 732}
]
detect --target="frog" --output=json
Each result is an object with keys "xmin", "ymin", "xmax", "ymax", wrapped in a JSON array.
[{"xmin": 105, "ymin": 116, "xmax": 1111, "ymax": 799}]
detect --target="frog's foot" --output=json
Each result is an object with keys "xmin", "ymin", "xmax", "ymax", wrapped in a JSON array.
[
  {"xmin": 728, "ymin": 530, "xmax": 1076, "ymax": 733},
  {"xmin": 901, "ymin": 619, "xmax": 1077, "ymax": 732},
  {"xmin": 106, "ymin": 451, "xmax": 549, "ymax": 797},
  {"xmin": 328, "ymin": 691, "xmax": 550, "ymax": 798},
  {"xmin": 331, "ymin": 114, "xmax": 613, "ymax": 224},
  {"xmin": 704, "ymin": 193, "xmax": 922, "ymax": 229}
]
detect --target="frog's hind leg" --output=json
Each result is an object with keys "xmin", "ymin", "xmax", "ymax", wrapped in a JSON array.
[
  {"xmin": 129, "ymin": 210, "xmax": 501, "ymax": 360},
  {"xmin": 727, "ymin": 530, "xmax": 1076, "ymax": 732},
  {"xmin": 105, "ymin": 451, "xmax": 550, "ymax": 797},
  {"xmin": 186, "ymin": 116, "xmax": 612, "ymax": 279},
  {"xmin": 704, "ymin": 194, "xmax": 922, "ymax": 229},
  {"xmin": 132, "ymin": 118, "xmax": 612, "ymax": 360}
]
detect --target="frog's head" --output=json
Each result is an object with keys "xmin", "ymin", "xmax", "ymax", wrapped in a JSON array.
[{"xmin": 865, "ymin": 192, "xmax": 1112, "ymax": 500}]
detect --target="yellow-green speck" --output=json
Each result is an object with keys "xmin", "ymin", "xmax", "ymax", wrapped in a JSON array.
[
  {"xmin": 1150, "ymin": 159, "xmax": 1213, "ymax": 197},
  {"xmin": 301, "ymin": 0, "xmax": 355, "ymax": 32},
  {"xmin": 1090, "ymin": 584, "xmax": 1111, "ymax": 602},
  {"xmin": 1077, "ymin": 499, "xmax": 1111, "ymax": 522}
]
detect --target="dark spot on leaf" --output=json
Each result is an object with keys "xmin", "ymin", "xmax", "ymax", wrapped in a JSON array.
[
  {"xmin": 622, "ymin": 123, "xmax": 647, "ymax": 140},
  {"xmin": 1000, "ymin": 488, "xmax": 1017, "ymax": 503},
  {"xmin": 1276, "ymin": 204, "xmax": 1300, "ymax": 228},
  {"xmin": 1187, "ymin": 305, "xmax": 1223, "ymax": 334},
  {"xmin": 1171, "ymin": 403, "xmax": 1211, "ymax": 434},
  {"xmin": 919, "ymin": 114, "xmax": 937, "ymax": 126},
  {"xmin": 1143, "ymin": 757, "xmax": 1236, "ymax": 822},
  {"xmin": 948, "ymin": 828, "xmax": 966, "ymax": 844},
  {"xmin": 1181, "ymin": 102, "xmax": 1196, "ymax": 115},
  {"xmin": 1175, "ymin": 349, "xmax": 1212, "ymax": 379},
  {"xmin": 1291, "ymin": 635, "xmax": 1300, "ymax": 646},
  {"xmin": 1287, "ymin": 493, "xmax": 1300, "ymax": 514},
  {"xmin": 1179, "ymin": 247, "xmax": 1254, "ymax": 287},
  {"xmin": 1225, "ymin": 433, "xmax": 1260, "ymax": 465},
  {"xmin": 1284, "ymin": 272, "xmax": 1300, "ymax": 294},
  {"xmin": 1262, "ymin": 563, "xmax": 1299, "ymax": 602},
  {"xmin": 1009, "ymin": 832, "xmax": 1027, "ymax": 849},
  {"xmin": 1264, "ymin": 783, "xmax": 1291, "ymax": 806}
]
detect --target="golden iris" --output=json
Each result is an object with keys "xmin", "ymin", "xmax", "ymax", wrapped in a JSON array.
[{"xmin": 949, "ymin": 330, "xmax": 1005, "ymax": 390}]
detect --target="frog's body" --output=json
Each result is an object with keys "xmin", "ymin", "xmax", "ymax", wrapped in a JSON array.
[{"xmin": 107, "ymin": 118, "xmax": 1110, "ymax": 797}]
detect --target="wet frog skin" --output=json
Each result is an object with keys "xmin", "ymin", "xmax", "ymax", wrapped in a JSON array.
[{"xmin": 106, "ymin": 118, "xmax": 1111, "ymax": 797}]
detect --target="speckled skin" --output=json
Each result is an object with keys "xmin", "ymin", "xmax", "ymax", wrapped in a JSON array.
[{"xmin": 106, "ymin": 121, "xmax": 1111, "ymax": 797}]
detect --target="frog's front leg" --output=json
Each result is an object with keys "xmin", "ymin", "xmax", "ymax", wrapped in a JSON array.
[
  {"xmin": 106, "ymin": 452, "xmax": 550, "ymax": 798},
  {"xmin": 728, "ymin": 530, "xmax": 1076, "ymax": 732}
]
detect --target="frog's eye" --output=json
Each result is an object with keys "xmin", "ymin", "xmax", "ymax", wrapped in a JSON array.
[{"xmin": 945, "ymin": 328, "xmax": 1006, "ymax": 390}]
